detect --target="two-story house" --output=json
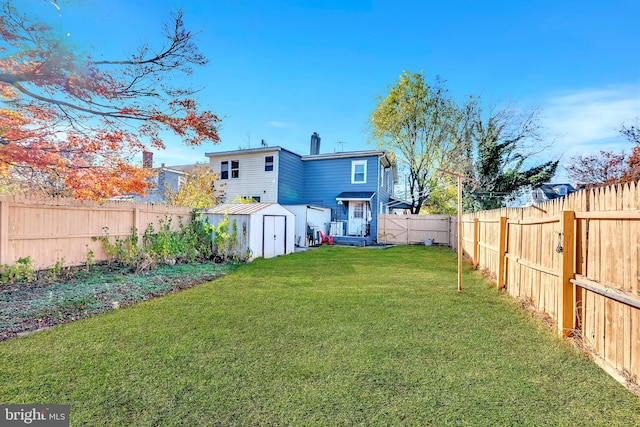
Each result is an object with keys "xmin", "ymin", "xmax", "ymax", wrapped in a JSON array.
[{"xmin": 205, "ymin": 133, "xmax": 397, "ymax": 245}]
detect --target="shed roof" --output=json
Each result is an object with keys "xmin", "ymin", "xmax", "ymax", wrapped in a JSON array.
[{"xmin": 205, "ymin": 202, "xmax": 291, "ymax": 215}]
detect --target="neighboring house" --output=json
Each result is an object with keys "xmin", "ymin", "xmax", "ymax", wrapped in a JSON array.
[
  {"xmin": 205, "ymin": 133, "xmax": 397, "ymax": 245},
  {"xmin": 126, "ymin": 152, "xmax": 202, "ymax": 204},
  {"xmin": 530, "ymin": 183, "xmax": 577, "ymax": 204}
]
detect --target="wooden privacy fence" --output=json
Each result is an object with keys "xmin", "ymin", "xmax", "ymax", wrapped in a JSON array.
[
  {"xmin": 378, "ymin": 214, "xmax": 455, "ymax": 246},
  {"xmin": 0, "ymin": 194, "xmax": 193, "ymax": 270},
  {"xmin": 462, "ymin": 182, "xmax": 640, "ymax": 384}
]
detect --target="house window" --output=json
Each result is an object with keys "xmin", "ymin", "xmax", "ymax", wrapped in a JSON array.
[
  {"xmin": 231, "ymin": 160, "xmax": 239, "ymax": 178},
  {"xmin": 265, "ymin": 156, "xmax": 274, "ymax": 172},
  {"xmin": 352, "ymin": 160, "xmax": 367, "ymax": 184},
  {"xmin": 220, "ymin": 161, "xmax": 229, "ymax": 180}
]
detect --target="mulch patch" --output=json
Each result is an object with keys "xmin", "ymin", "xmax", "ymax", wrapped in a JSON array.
[{"xmin": 0, "ymin": 265, "xmax": 226, "ymax": 342}]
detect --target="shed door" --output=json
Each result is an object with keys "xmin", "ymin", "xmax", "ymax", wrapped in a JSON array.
[{"xmin": 263, "ymin": 215, "xmax": 286, "ymax": 258}]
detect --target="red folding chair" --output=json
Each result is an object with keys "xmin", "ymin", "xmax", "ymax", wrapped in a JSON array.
[{"xmin": 318, "ymin": 231, "xmax": 334, "ymax": 246}]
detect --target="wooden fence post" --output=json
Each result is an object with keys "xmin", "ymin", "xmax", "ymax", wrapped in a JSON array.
[
  {"xmin": 0, "ymin": 199, "xmax": 9, "ymax": 265},
  {"xmin": 473, "ymin": 217, "xmax": 479, "ymax": 268},
  {"xmin": 497, "ymin": 216, "xmax": 507, "ymax": 289},
  {"xmin": 558, "ymin": 210, "xmax": 576, "ymax": 336}
]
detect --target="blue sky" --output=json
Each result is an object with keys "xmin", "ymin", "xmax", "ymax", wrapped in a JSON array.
[{"xmin": 31, "ymin": 1, "xmax": 640, "ymax": 180}]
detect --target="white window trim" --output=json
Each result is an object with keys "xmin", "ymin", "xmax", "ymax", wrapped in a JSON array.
[{"xmin": 351, "ymin": 160, "xmax": 367, "ymax": 184}]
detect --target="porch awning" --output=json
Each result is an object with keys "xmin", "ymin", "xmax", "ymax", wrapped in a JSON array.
[{"xmin": 336, "ymin": 191, "xmax": 375, "ymax": 201}]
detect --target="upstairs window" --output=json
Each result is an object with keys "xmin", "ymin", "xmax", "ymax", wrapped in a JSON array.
[
  {"xmin": 220, "ymin": 161, "xmax": 229, "ymax": 180},
  {"xmin": 221, "ymin": 160, "xmax": 239, "ymax": 179},
  {"xmin": 265, "ymin": 155, "xmax": 274, "ymax": 172},
  {"xmin": 352, "ymin": 160, "xmax": 367, "ymax": 184}
]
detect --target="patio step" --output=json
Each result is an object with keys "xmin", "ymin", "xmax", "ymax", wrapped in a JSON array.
[{"xmin": 332, "ymin": 236, "xmax": 368, "ymax": 247}]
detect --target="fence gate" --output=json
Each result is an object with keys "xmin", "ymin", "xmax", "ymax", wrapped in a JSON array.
[
  {"xmin": 379, "ymin": 215, "xmax": 409, "ymax": 244},
  {"xmin": 378, "ymin": 214, "xmax": 452, "ymax": 245}
]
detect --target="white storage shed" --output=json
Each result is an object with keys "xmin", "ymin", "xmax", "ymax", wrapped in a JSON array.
[{"xmin": 202, "ymin": 203, "xmax": 295, "ymax": 260}]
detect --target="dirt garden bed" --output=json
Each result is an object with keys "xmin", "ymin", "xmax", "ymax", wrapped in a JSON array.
[{"xmin": 0, "ymin": 262, "xmax": 236, "ymax": 341}]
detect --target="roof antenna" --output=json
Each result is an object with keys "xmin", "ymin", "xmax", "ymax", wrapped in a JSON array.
[{"xmin": 336, "ymin": 141, "xmax": 347, "ymax": 152}]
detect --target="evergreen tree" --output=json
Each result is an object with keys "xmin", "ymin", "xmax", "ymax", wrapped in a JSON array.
[{"xmin": 467, "ymin": 107, "xmax": 558, "ymax": 211}]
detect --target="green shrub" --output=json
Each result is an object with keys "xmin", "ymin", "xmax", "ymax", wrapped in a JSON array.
[
  {"xmin": 48, "ymin": 258, "xmax": 66, "ymax": 282},
  {"xmin": 85, "ymin": 246, "xmax": 95, "ymax": 271},
  {"xmin": 212, "ymin": 212, "xmax": 249, "ymax": 262},
  {"xmin": 143, "ymin": 213, "xmax": 213, "ymax": 264},
  {"xmin": 0, "ymin": 256, "xmax": 36, "ymax": 284},
  {"xmin": 93, "ymin": 226, "xmax": 142, "ymax": 270},
  {"xmin": 93, "ymin": 213, "xmax": 216, "ymax": 272}
]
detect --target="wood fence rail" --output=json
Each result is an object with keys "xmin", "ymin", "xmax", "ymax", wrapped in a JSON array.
[
  {"xmin": 0, "ymin": 194, "xmax": 193, "ymax": 270},
  {"xmin": 462, "ymin": 182, "xmax": 640, "ymax": 386}
]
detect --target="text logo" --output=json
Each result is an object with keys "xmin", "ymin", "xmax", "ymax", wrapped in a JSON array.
[{"xmin": 0, "ymin": 405, "xmax": 69, "ymax": 427}]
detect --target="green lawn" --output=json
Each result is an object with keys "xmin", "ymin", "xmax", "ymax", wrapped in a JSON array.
[{"xmin": 1, "ymin": 246, "xmax": 639, "ymax": 426}]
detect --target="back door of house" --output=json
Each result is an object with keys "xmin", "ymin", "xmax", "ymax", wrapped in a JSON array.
[
  {"xmin": 348, "ymin": 201, "xmax": 365, "ymax": 236},
  {"xmin": 263, "ymin": 215, "xmax": 286, "ymax": 258}
]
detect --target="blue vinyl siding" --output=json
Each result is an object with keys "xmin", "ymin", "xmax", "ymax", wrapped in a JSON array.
[
  {"xmin": 303, "ymin": 155, "xmax": 383, "ymax": 240},
  {"xmin": 277, "ymin": 150, "xmax": 304, "ymax": 204},
  {"xmin": 377, "ymin": 165, "xmax": 393, "ymax": 214}
]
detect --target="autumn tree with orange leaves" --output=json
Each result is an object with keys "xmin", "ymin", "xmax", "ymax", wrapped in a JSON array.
[
  {"xmin": 565, "ymin": 120, "xmax": 640, "ymax": 186},
  {"xmin": 621, "ymin": 122, "xmax": 640, "ymax": 183},
  {"xmin": 0, "ymin": 0, "xmax": 220, "ymax": 200}
]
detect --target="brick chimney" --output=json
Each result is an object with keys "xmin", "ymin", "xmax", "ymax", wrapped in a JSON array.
[
  {"xmin": 310, "ymin": 132, "xmax": 321, "ymax": 155},
  {"xmin": 142, "ymin": 151, "xmax": 153, "ymax": 168}
]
